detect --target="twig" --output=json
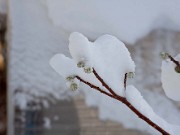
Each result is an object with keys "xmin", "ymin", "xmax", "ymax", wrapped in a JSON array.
[
  {"xmin": 124, "ymin": 73, "xmax": 127, "ymax": 90},
  {"xmin": 75, "ymin": 76, "xmax": 113, "ymax": 98},
  {"xmin": 168, "ymin": 54, "xmax": 180, "ymax": 67},
  {"xmin": 76, "ymin": 69, "xmax": 170, "ymax": 135},
  {"xmin": 92, "ymin": 69, "xmax": 118, "ymax": 96}
]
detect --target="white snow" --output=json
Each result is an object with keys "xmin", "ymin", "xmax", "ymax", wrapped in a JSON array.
[
  {"xmin": 44, "ymin": 0, "xmax": 180, "ymax": 44},
  {"xmin": 64, "ymin": 32, "xmax": 135, "ymax": 96},
  {"xmin": 8, "ymin": 0, "xmax": 72, "ymax": 108},
  {"xmin": 50, "ymin": 32, "xmax": 180, "ymax": 134},
  {"xmin": 69, "ymin": 32, "xmax": 93, "ymax": 67},
  {"xmin": 50, "ymin": 54, "xmax": 79, "ymax": 79},
  {"xmin": 14, "ymin": 93, "xmax": 30, "ymax": 110},
  {"xmin": 83, "ymin": 84, "xmax": 180, "ymax": 135},
  {"xmin": 92, "ymin": 34, "xmax": 135, "ymax": 96},
  {"xmin": 161, "ymin": 54, "xmax": 180, "ymax": 101},
  {"xmin": 126, "ymin": 85, "xmax": 154, "ymax": 118},
  {"xmin": 125, "ymin": 85, "xmax": 180, "ymax": 134},
  {"xmin": 127, "ymin": 86, "xmax": 180, "ymax": 134},
  {"xmin": 8, "ymin": 0, "xmax": 180, "ymax": 134},
  {"xmin": 49, "ymin": 53, "xmax": 107, "ymax": 93},
  {"xmin": 43, "ymin": 117, "xmax": 51, "ymax": 129}
]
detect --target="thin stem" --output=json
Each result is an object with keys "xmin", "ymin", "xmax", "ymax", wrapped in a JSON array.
[
  {"xmin": 124, "ymin": 73, "xmax": 127, "ymax": 90},
  {"xmin": 76, "ymin": 69, "xmax": 170, "ymax": 135},
  {"xmin": 92, "ymin": 69, "xmax": 118, "ymax": 96},
  {"xmin": 75, "ymin": 76, "xmax": 113, "ymax": 98},
  {"xmin": 168, "ymin": 54, "xmax": 180, "ymax": 67}
]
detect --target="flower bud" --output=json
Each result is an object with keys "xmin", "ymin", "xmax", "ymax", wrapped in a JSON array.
[
  {"xmin": 70, "ymin": 83, "xmax": 79, "ymax": 91},
  {"xmin": 160, "ymin": 52, "xmax": 169, "ymax": 60},
  {"xmin": 77, "ymin": 61, "xmax": 85, "ymax": 68},
  {"xmin": 66, "ymin": 76, "xmax": 75, "ymax": 81},
  {"xmin": 127, "ymin": 72, "xmax": 135, "ymax": 78},
  {"xmin": 66, "ymin": 78, "xmax": 80, "ymax": 91},
  {"xmin": 84, "ymin": 67, "xmax": 92, "ymax": 73}
]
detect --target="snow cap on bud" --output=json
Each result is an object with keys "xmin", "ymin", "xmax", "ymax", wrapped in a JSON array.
[
  {"xmin": 127, "ymin": 72, "xmax": 135, "ymax": 78},
  {"xmin": 160, "ymin": 52, "xmax": 169, "ymax": 60},
  {"xmin": 49, "ymin": 54, "xmax": 79, "ymax": 78},
  {"xmin": 69, "ymin": 32, "xmax": 92, "ymax": 69}
]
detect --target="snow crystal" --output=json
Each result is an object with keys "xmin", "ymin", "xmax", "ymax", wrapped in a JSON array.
[{"xmin": 161, "ymin": 54, "xmax": 180, "ymax": 101}]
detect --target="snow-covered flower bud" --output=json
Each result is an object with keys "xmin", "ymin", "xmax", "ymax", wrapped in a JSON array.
[
  {"xmin": 66, "ymin": 75, "xmax": 75, "ymax": 82},
  {"xmin": 84, "ymin": 67, "xmax": 92, "ymax": 74},
  {"xmin": 77, "ymin": 61, "xmax": 85, "ymax": 68},
  {"xmin": 160, "ymin": 52, "xmax": 169, "ymax": 60},
  {"xmin": 127, "ymin": 72, "xmax": 135, "ymax": 78}
]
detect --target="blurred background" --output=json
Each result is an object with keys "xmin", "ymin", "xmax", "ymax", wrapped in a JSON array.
[{"xmin": 0, "ymin": 0, "xmax": 180, "ymax": 135}]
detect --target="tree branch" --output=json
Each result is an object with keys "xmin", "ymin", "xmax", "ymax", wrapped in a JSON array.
[
  {"xmin": 75, "ymin": 76, "xmax": 113, "ymax": 98},
  {"xmin": 168, "ymin": 54, "xmax": 180, "ymax": 67},
  {"xmin": 76, "ymin": 68, "xmax": 170, "ymax": 135},
  {"xmin": 124, "ymin": 73, "xmax": 127, "ymax": 90}
]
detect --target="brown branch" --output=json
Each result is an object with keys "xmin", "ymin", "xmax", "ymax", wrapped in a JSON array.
[
  {"xmin": 76, "ymin": 76, "xmax": 113, "ymax": 98},
  {"xmin": 92, "ymin": 69, "xmax": 118, "ymax": 96},
  {"xmin": 124, "ymin": 73, "xmax": 127, "ymax": 90},
  {"xmin": 167, "ymin": 54, "xmax": 180, "ymax": 73},
  {"xmin": 168, "ymin": 54, "xmax": 180, "ymax": 67},
  {"xmin": 76, "ymin": 69, "xmax": 170, "ymax": 135}
]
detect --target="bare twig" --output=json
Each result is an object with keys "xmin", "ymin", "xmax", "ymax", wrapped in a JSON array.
[
  {"xmin": 92, "ymin": 69, "xmax": 118, "ymax": 96},
  {"xmin": 76, "ymin": 68, "xmax": 170, "ymax": 135},
  {"xmin": 76, "ymin": 76, "xmax": 113, "ymax": 98},
  {"xmin": 124, "ymin": 73, "xmax": 127, "ymax": 90},
  {"xmin": 167, "ymin": 54, "xmax": 180, "ymax": 73},
  {"xmin": 168, "ymin": 54, "xmax": 180, "ymax": 67}
]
